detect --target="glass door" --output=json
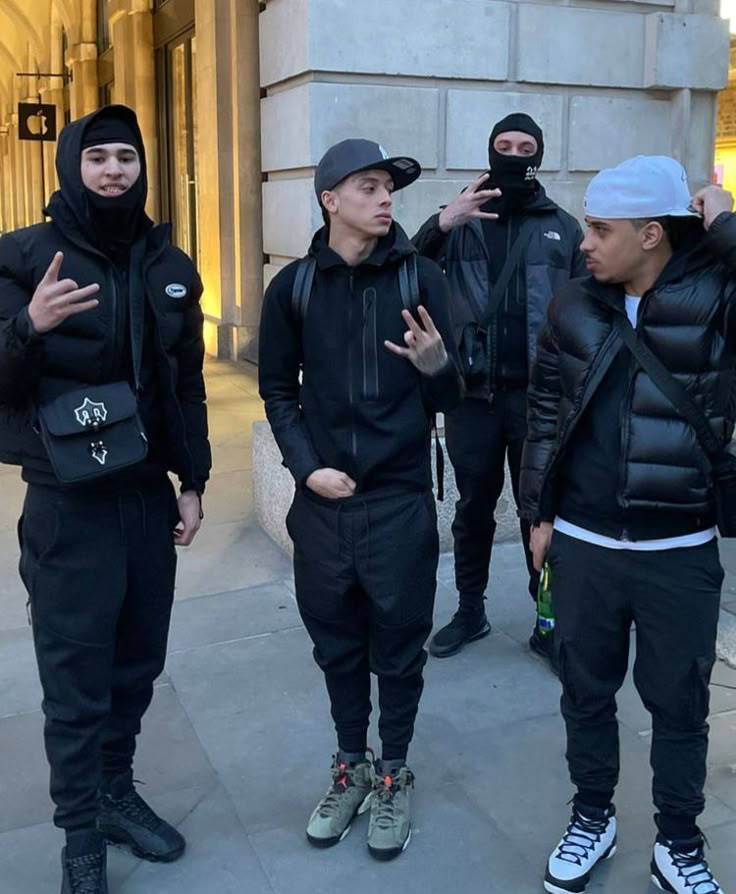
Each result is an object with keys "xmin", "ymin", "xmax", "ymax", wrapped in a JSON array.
[{"xmin": 159, "ymin": 31, "xmax": 199, "ymax": 266}]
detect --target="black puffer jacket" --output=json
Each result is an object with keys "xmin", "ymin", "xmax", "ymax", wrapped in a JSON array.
[
  {"xmin": 412, "ymin": 185, "xmax": 585, "ymax": 397},
  {"xmin": 0, "ymin": 107, "xmax": 210, "ymax": 493},
  {"xmin": 259, "ymin": 223, "xmax": 463, "ymax": 497},
  {"xmin": 520, "ymin": 213, "xmax": 736, "ymax": 526}
]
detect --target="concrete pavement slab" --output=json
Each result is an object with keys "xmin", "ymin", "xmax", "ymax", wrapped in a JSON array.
[
  {"xmin": 0, "ymin": 626, "xmax": 41, "ymax": 718},
  {"xmin": 174, "ymin": 522, "xmax": 291, "ymax": 601},
  {"xmin": 167, "ymin": 582, "xmax": 301, "ymax": 654},
  {"xmin": 248, "ymin": 780, "xmax": 540, "ymax": 894},
  {"xmin": 117, "ymin": 784, "xmax": 274, "ymax": 894}
]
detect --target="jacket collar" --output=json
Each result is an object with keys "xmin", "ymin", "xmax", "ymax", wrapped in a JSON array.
[{"xmin": 309, "ymin": 222, "xmax": 416, "ymax": 271}]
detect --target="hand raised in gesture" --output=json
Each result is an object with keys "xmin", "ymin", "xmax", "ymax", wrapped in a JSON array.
[
  {"xmin": 384, "ymin": 305, "xmax": 449, "ymax": 376},
  {"xmin": 438, "ymin": 172, "xmax": 501, "ymax": 233},
  {"xmin": 28, "ymin": 252, "xmax": 100, "ymax": 334}
]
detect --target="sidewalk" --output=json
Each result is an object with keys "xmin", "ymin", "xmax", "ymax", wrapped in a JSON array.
[{"xmin": 0, "ymin": 359, "xmax": 735, "ymax": 894}]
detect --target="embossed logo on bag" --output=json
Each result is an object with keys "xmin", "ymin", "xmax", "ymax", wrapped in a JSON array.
[
  {"xmin": 89, "ymin": 440, "xmax": 108, "ymax": 465},
  {"xmin": 74, "ymin": 398, "xmax": 108, "ymax": 428}
]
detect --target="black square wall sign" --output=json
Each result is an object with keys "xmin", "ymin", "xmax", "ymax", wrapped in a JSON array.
[{"xmin": 18, "ymin": 103, "xmax": 57, "ymax": 142}]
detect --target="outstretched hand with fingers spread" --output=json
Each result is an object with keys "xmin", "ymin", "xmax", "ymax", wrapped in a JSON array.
[
  {"xmin": 28, "ymin": 252, "xmax": 100, "ymax": 334},
  {"xmin": 438, "ymin": 172, "xmax": 502, "ymax": 233},
  {"xmin": 384, "ymin": 305, "xmax": 448, "ymax": 376}
]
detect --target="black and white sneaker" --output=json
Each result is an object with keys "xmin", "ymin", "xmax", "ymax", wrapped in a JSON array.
[
  {"xmin": 651, "ymin": 833, "xmax": 723, "ymax": 893},
  {"xmin": 544, "ymin": 804, "xmax": 617, "ymax": 894}
]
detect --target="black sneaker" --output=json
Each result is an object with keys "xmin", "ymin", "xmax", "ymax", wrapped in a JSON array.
[
  {"xmin": 529, "ymin": 626, "xmax": 560, "ymax": 676},
  {"xmin": 61, "ymin": 830, "xmax": 108, "ymax": 894},
  {"xmin": 98, "ymin": 778, "xmax": 185, "ymax": 862},
  {"xmin": 428, "ymin": 610, "xmax": 491, "ymax": 658}
]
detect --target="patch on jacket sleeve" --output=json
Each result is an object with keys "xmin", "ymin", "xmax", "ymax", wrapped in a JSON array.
[{"xmin": 165, "ymin": 283, "xmax": 188, "ymax": 299}]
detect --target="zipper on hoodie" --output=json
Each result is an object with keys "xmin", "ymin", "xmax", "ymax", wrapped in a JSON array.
[
  {"xmin": 348, "ymin": 271, "xmax": 358, "ymax": 456},
  {"xmin": 362, "ymin": 286, "xmax": 379, "ymax": 400},
  {"xmin": 108, "ymin": 269, "xmax": 125, "ymax": 380}
]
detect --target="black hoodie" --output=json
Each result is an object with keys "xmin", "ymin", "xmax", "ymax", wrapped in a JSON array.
[
  {"xmin": 0, "ymin": 106, "xmax": 210, "ymax": 493},
  {"xmin": 413, "ymin": 183, "xmax": 586, "ymax": 397},
  {"xmin": 258, "ymin": 223, "xmax": 463, "ymax": 497}
]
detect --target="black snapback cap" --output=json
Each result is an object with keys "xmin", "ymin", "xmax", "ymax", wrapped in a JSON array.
[{"xmin": 314, "ymin": 139, "xmax": 421, "ymax": 200}]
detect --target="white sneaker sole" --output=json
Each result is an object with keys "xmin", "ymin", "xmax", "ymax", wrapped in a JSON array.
[{"xmin": 543, "ymin": 842, "xmax": 617, "ymax": 894}]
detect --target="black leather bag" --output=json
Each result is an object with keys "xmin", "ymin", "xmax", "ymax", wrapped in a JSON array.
[
  {"xmin": 458, "ymin": 220, "xmax": 535, "ymax": 390},
  {"xmin": 36, "ymin": 381, "xmax": 148, "ymax": 484},
  {"xmin": 614, "ymin": 315, "xmax": 736, "ymax": 537}
]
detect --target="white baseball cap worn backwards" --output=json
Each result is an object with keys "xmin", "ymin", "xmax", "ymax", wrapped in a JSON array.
[{"xmin": 584, "ymin": 155, "xmax": 700, "ymax": 220}]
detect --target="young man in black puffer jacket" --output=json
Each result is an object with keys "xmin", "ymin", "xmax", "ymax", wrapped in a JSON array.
[
  {"xmin": 0, "ymin": 105, "xmax": 210, "ymax": 893},
  {"xmin": 413, "ymin": 113, "xmax": 585, "ymax": 668},
  {"xmin": 521, "ymin": 156, "xmax": 732, "ymax": 894},
  {"xmin": 259, "ymin": 139, "xmax": 462, "ymax": 861}
]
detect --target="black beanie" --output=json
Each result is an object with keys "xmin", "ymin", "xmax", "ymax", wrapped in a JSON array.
[
  {"xmin": 488, "ymin": 113, "xmax": 544, "ymax": 166},
  {"xmin": 81, "ymin": 110, "xmax": 141, "ymax": 153}
]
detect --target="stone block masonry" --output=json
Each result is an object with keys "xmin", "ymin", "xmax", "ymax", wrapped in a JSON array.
[{"xmin": 259, "ymin": 0, "xmax": 729, "ymax": 267}]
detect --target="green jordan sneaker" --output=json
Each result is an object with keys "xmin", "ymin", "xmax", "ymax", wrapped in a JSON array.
[
  {"xmin": 306, "ymin": 753, "xmax": 373, "ymax": 848},
  {"xmin": 367, "ymin": 763, "xmax": 415, "ymax": 861}
]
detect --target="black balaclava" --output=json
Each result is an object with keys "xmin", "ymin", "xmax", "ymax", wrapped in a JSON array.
[
  {"xmin": 52, "ymin": 105, "xmax": 150, "ymax": 260},
  {"xmin": 80, "ymin": 110, "xmax": 146, "ymax": 259},
  {"xmin": 487, "ymin": 112, "xmax": 544, "ymax": 198}
]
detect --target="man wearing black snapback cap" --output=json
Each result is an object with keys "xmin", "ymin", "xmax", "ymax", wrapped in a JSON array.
[
  {"xmin": 414, "ymin": 114, "xmax": 585, "ymax": 669},
  {"xmin": 259, "ymin": 138, "xmax": 462, "ymax": 860}
]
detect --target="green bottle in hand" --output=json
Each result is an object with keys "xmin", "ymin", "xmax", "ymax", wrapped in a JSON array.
[{"xmin": 537, "ymin": 561, "xmax": 554, "ymax": 636}]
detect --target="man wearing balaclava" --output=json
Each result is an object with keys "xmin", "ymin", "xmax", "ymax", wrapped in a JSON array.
[
  {"xmin": 0, "ymin": 105, "xmax": 210, "ymax": 893},
  {"xmin": 413, "ymin": 113, "xmax": 585, "ymax": 669}
]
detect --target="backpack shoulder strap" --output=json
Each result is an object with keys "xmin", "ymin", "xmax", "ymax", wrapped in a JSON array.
[
  {"xmin": 398, "ymin": 253, "xmax": 420, "ymax": 314},
  {"xmin": 291, "ymin": 257, "xmax": 317, "ymax": 323},
  {"xmin": 398, "ymin": 253, "xmax": 447, "ymax": 501}
]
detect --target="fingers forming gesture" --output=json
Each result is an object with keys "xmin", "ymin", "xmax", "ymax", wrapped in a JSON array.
[
  {"xmin": 385, "ymin": 305, "xmax": 449, "ymax": 376},
  {"xmin": 28, "ymin": 252, "xmax": 100, "ymax": 334},
  {"xmin": 438, "ymin": 172, "xmax": 502, "ymax": 233},
  {"xmin": 690, "ymin": 186, "xmax": 734, "ymax": 231}
]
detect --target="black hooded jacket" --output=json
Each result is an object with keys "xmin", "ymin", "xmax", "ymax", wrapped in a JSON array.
[
  {"xmin": 0, "ymin": 106, "xmax": 210, "ymax": 493},
  {"xmin": 412, "ymin": 185, "xmax": 586, "ymax": 398},
  {"xmin": 520, "ymin": 213, "xmax": 736, "ymax": 538},
  {"xmin": 258, "ymin": 224, "xmax": 463, "ymax": 497}
]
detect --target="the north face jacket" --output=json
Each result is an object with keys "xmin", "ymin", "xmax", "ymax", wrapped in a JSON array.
[{"xmin": 413, "ymin": 185, "xmax": 585, "ymax": 397}]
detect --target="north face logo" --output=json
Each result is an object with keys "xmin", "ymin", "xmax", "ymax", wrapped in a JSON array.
[
  {"xmin": 74, "ymin": 398, "xmax": 107, "ymax": 427},
  {"xmin": 543, "ymin": 231, "xmax": 561, "ymax": 241}
]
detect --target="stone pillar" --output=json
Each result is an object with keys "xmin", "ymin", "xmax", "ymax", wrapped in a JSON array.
[
  {"xmin": 259, "ymin": 0, "xmax": 730, "ymax": 269},
  {"xmin": 230, "ymin": 0, "xmax": 264, "ymax": 363},
  {"xmin": 0, "ymin": 123, "xmax": 11, "ymax": 232},
  {"xmin": 68, "ymin": 43, "xmax": 99, "ymax": 118},
  {"xmin": 5, "ymin": 111, "xmax": 21, "ymax": 231},
  {"xmin": 194, "ymin": 0, "xmax": 263, "ymax": 359},
  {"xmin": 109, "ymin": 0, "xmax": 159, "ymax": 218}
]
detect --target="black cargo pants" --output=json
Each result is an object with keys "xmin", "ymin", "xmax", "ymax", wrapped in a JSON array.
[{"xmin": 18, "ymin": 477, "xmax": 179, "ymax": 830}]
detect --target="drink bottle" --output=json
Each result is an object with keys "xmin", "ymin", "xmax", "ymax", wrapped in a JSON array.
[{"xmin": 537, "ymin": 561, "xmax": 554, "ymax": 636}]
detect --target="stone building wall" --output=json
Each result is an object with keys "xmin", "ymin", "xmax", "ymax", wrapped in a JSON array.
[{"xmin": 259, "ymin": 0, "xmax": 730, "ymax": 282}]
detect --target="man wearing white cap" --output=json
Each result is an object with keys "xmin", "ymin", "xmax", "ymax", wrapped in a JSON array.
[{"xmin": 520, "ymin": 156, "xmax": 732, "ymax": 894}]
